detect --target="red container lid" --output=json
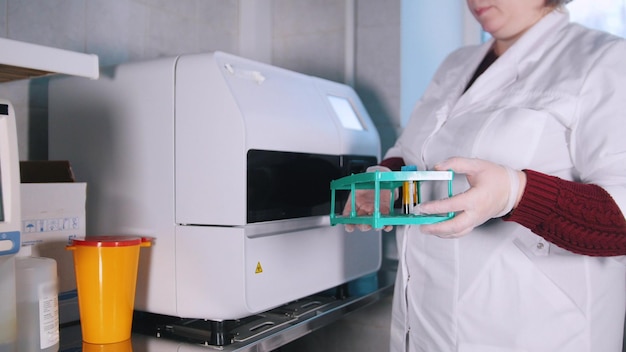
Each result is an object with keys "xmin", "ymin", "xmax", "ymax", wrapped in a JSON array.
[{"xmin": 70, "ymin": 235, "xmax": 148, "ymax": 247}]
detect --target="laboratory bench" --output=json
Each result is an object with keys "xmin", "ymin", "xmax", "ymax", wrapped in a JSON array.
[{"xmin": 60, "ymin": 267, "xmax": 396, "ymax": 352}]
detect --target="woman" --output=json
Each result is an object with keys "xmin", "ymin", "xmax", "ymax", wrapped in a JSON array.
[{"xmin": 345, "ymin": 0, "xmax": 626, "ymax": 351}]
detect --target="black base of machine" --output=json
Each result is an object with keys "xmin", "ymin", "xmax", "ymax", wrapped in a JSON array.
[{"xmin": 132, "ymin": 284, "xmax": 349, "ymax": 348}]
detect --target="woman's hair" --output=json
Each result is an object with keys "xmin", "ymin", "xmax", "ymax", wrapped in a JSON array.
[{"xmin": 546, "ymin": 0, "xmax": 573, "ymax": 6}]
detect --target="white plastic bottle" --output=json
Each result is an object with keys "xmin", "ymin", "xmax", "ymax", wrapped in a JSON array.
[{"xmin": 15, "ymin": 246, "xmax": 59, "ymax": 352}]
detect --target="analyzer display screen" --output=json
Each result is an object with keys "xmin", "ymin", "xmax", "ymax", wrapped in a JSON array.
[
  {"xmin": 0, "ymin": 163, "xmax": 4, "ymax": 222},
  {"xmin": 327, "ymin": 95, "xmax": 364, "ymax": 131},
  {"xmin": 1, "ymin": 103, "xmax": 9, "ymax": 223}
]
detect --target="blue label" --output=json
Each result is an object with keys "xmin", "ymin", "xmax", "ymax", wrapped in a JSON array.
[{"xmin": 0, "ymin": 230, "xmax": 20, "ymax": 255}]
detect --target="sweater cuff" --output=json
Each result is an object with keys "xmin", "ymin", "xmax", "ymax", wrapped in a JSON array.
[
  {"xmin": 379, "ymin": 157, "xmax": 405, "ymax": 171},
  {"xmin": 504, "ymin": 169, "xmax": 559, "ymax": 230}
]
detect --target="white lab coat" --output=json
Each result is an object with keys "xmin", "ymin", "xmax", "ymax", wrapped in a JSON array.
[{"xmin": 386, "ymin": 10, "xmax": 626, "ymax": 352}]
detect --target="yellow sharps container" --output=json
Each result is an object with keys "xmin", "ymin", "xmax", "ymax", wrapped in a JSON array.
[{"xmin": 67, "ymin": 236, "xmax": 151, "ymax": 344}]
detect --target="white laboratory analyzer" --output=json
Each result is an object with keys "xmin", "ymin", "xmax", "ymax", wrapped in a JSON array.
[
  {"xmin": 48, "ymin": 51, "xmax": 382, "ymax": 323},
  {"xmin": 0, "ymin": 100, "xmax": 21, "ymax": 352}
]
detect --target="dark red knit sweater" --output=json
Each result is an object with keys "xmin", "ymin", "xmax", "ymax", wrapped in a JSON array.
[
  {"xmin": 380, "ymin": 157, "xmax": 626, "ymax": 256},
  {"xmin": 504, "ymin": 169, "xmax": 626, "ymax": 256}
]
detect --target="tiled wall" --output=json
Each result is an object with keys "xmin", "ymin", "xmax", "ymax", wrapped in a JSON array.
[
  {"xmin": 355, "ymin": 0, "xmax": 402, "ymax": 158},
  {"xmin": 0, "ymin": 0, "xmax": 400, "ymax": 351},
  {"xmin": 0, "ymin": 0, "xmax": 243, "ymax": 160},
  {"xmin": 273, "ymin": 0, "xmax": 347, "ymax": 83},
  {"xmin": 0, "ymin": 0, "xmax": 400, "ymax": 163}
]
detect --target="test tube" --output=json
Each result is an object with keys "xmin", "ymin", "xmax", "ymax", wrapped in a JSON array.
[
  {"xmin": 403, "ymin": 181, "xmax": 415, "ymax": 214},
  {"xmin": 401, "ymin": 165, "xmax": 418, "ymax": 214}
]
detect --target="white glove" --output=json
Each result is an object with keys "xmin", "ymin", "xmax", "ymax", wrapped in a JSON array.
[
  {"xmin": 417, "ymin": 157, "xmax": 525, "ymax": 238},
  {"xmin": 343, "ymin": 165, "xmax": 395, "ymax": 233}
]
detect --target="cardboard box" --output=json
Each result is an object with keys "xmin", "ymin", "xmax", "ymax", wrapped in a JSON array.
[
  {"xmin": 21, "ymin": 182, "xmax": 86, "ymax": 290},
  {"xmin": 20, "ymin": 161, "xmax": 86, "ymax": 324}
]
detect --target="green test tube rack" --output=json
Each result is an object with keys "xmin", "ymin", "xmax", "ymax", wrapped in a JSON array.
[{"xmin": 329, "ymin": 169, "xmax": 455, "ymax": 229}]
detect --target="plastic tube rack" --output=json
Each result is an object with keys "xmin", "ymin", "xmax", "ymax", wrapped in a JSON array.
[{"xmin": 329, "ymin": 169, "xmax": 455, "ymax": 229}]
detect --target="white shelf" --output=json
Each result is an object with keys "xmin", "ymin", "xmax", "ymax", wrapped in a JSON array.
[{"xmin": 0, "ymin": 37, "xmax": 99, "ymax": 83}]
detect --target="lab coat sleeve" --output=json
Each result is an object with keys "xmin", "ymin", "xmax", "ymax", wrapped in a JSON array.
[
  {"xmin": 571, "ymin": 38, "xmax": 626, "ymax": 215},
  {"xmin": 506, "ymin": 37, "xmax": 626, "ymax": 257}
]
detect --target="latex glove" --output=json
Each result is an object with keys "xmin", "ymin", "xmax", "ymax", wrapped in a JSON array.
[
  {"xmin": 418, "ymin": 157, "xmax": 524, "ymax": 238},
  {"xmin": 343, "ymin": 166, "xmax": 395, "ymax": 233}
]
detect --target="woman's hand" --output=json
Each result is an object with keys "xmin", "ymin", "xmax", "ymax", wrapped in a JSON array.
[
  {"xmin": 342, "ymin": 188, "xmax": 394, "ymax": 233},
  {"xmin": 418, "ymin": 157, "xmax": 526, "ymax": 238}
]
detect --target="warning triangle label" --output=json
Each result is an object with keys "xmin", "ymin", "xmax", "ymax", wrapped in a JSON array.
[{"xmin": 255, "ymin": 261, "xmax": 263, "ymax": 274}]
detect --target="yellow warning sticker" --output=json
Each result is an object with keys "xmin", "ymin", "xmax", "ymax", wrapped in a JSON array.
[{"xmin": 255, "ymin": 261, "xmax": 263, "ymax": 274}]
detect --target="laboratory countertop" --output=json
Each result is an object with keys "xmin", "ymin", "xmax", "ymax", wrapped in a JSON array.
[{"xmin": 60, "ymin": 267, "xmax": 396, "ymax": 352}]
